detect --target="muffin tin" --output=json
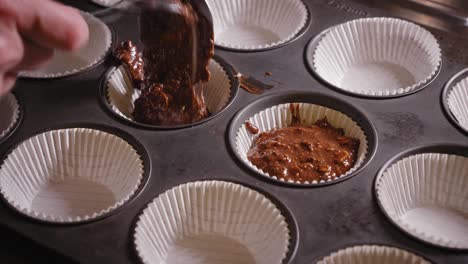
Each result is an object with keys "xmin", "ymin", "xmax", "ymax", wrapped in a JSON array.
[
  {"xmin": 0, "ymin": 93, "xmax": 21, "ymax": 144},
  {"xmin": 0, "ymin": 0, "xmax": 467, "ymax": 263}
]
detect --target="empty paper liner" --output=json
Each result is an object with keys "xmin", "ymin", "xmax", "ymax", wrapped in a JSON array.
[
  {"xmin": 90, "ymin": 0, "xmax": 122, "ymax": 7},
  {"xmin": 0, "ymin": 128, "xmax": 144, "ymax": 223},
  {"xmin": 309, "ymin": 17, "xmax": 441, "ymax": 97},
  {"xmin": 134, "ymin": 181, "xmax": 291, "ymax": 264},
  {"xmin": 235, "ymin": 103, "xmax": 368, "ymax": 185},
  {"xmin": 376, "ymin": 152, "xmax": 468, "ymax": 249},
  {"xmin": 447, "ymin": 75, "xmax": 468, "ymax": 132},
  {"xmin": 104, "ymin": 56, "xmax": 236, "ymax": 128},
  {"xmin": 20, "ymin": 12, "xmax": 112, "ymax": 78},
  {"xmin": 0, "ymin": 93, "xmax": 20, "ymax": 142},
  {"xmin": 206, "ymin": 0, "xmax": 309, "ymax": 50},
  {"xmin": 317, "ymin": 245, "xmax": 430, "ymax": 264}
]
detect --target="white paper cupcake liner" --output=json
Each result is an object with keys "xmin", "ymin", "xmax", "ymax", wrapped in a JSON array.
[
  {"xmin": 206, "ymin": 0, "xmax": 308, "ymax": 50},
  {"xmin": 90, "ymin": 0, "xmax": 122, "ymax": 7},
  {"xmin": 0, "ymin": 93, "xmax": 20, "ymax": 141},
  {"xmin": 134, "ymin": 181, "xmax": 290, "ymax": 264},
  {"xmin": 376, "ymin": 153, "xmax": 468, "ymax": 249},
  {"xmin": 20, "ymin": 12, "xmax": 112, "ymax": 78},
  {"xmin": 447, "ymin": 76, "xmax": 468, "ymax": 131},
  {"xmin": 0, "ymin": 128, "xmax": 144, "ymax": 223},
  {"xmin": 235, "ymin": 103, "xmax": 368, "ymax": 184},
  {"xmin": 311, "ymin": 17, "xmax": 441, "ymax": 97},
  {"xmin": 106, "ymin": 58, "xmax": 233, "ymax": 124},
  {"xmin": 317, "ymin": 245, "xmax": 430, "ymax": 264}
]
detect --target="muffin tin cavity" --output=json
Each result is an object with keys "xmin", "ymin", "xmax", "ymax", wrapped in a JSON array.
[
  {"xmin": 134, "ymin": 181, "xmax": 298, "ymax": 264},
  {"xmin": 101, "ymin": 55, "xmax": 239, "ymax": 130},
  {"xmin": 306, "ymin": 17, "xmax": 441, "ymax": 98},
  {"xmin": 442, "ymin": 68, "xmax": 468, "ymax": 135},
  {"xmin": 228, "ymin": 91, "xmax": 377, "ymax": 187},
  {"xmin": 206, "ymin": 0, "xmax": 309, "ymax": 51},
  {"xmin": 375, "ymin": 144, "xmax": 468, "ymax": 250},
  {"xmin": 0, "ymin": 127, "xmax": 150, "ymax": 224}
]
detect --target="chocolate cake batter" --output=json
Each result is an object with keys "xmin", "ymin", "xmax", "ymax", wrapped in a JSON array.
[
  {"xmin": 245, "ymin": 121, "xmax": 259, "ymax": 134},
  {"xmin": 247, "ymin": 105, "xmax": 360, "ymax": 182},
  {"xmin": 115, "ymin": 0, "xmax": 214, "ymax": 126},
  {"xmin": 114, "ymin": 41, "xmax": 145, "ymax": 90}
]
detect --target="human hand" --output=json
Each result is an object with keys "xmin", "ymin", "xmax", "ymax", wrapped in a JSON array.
[{"xmin": 0, "ymin": 0, "xmax": 89, "ymax": 95}]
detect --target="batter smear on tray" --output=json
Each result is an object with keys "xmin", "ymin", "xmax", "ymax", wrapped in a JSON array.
[
  {"xmin": 114, "ymin": 0, "xmax": 214, "ymax": 125},
  {"xmin": 247, "ymin": 104, "xmax": 360, "ymax": 182}
]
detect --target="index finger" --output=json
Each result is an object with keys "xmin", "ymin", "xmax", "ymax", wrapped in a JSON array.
[{"xmin": 0, "ymin": 0, "xmax": 89, "ymax": 51}]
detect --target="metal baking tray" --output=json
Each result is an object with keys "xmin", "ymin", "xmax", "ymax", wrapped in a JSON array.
[
  {"xmin": 353, "ymin": 0, "xmax": 468, "ymax": 35},
  {"xmin": 0, "ymin": 0, "xmax": 467, "ymax": 263}
]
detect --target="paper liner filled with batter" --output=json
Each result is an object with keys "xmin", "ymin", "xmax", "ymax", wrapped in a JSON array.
[
  {"xmin": 106, "ymin": 58, "xmax": 233, "ymax": 126},
  {"xmin": 235, "ymin": 103, "xmax": 368, "ymax": 184}
]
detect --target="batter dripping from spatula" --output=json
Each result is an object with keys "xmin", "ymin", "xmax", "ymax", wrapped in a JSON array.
[{"xmin": 115, "ymin": 0, "xmax": 214, "ymax": 126}]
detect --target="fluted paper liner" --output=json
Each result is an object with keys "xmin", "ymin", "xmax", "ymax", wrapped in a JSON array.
[
  {"xmin": 0, "ymin": 93, "xmax": 20, "ymax": 141},
  {"xmin": 134, "ymin": 181, "xmax": 290, "ymax": 264},
  {"xmin": 447, "ymin": 77, "xmax": 468, "ymax": 131},
  {"xmin": 106, "ymin": 58, "xmax": 232, "ymax": 123},
  {"xmin": 20, "ymin": 12, "xmax": 112, "ymax": 78},
  {"xmin": 235, "ymin": 103, "xmax": 368, "ymax": 184},
  {"xmin": 312, "ymin": 17, "xmax": 441, "ymax": 96},
  {"xmin": 0, "ymin": 128, "xmax": 144, "ymax": 223},
  {"xmin": 91, "ymin": 0, "xmax": 122, "ymax": 7},
  {"xmin": 317, "ymin": 245, "xmax": 429, "ymax": 264},
  {"xmin": 206, "ymin": 0, "xmax": 308, "ymax": 50},
  {"xmin": 376, "ymin": 153, "xmax": 468, "ymax": 249}
]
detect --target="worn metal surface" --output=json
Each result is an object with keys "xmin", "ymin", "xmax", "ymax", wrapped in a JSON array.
[{"xmin": 0, "ymin": 0, "xmax": 467, "ymax": 263}]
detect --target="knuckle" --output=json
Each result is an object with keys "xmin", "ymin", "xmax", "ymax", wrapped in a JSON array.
[{"xmin": 0, "ymin": 30, "xmax": 23, "ymax": 67}]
